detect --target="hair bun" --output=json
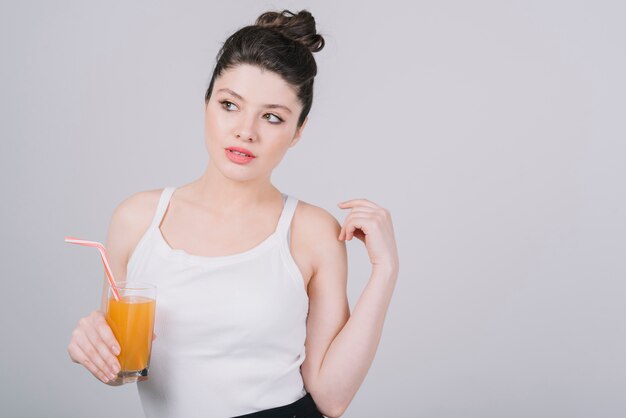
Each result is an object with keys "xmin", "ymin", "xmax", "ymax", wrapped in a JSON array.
[{"xmin": 255, "ymin": 10, "xmax": 325, "ymax": 53}]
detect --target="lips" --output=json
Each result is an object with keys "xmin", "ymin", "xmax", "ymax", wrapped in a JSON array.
[{"xmin": 225, "ymin": 147, "xmax": 256, "ymax": 164}]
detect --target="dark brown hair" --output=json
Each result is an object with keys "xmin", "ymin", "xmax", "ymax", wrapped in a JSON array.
[{"xmin": 204, "ymin": 10, "xmax": 325, "ymax": 127}]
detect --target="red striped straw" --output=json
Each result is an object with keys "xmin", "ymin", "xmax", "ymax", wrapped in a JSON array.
[{"xmin": 64, "ymin": 236, "xmax": 121, "ymax": 301}]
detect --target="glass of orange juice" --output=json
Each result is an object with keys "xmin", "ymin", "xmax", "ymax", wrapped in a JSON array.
[{"xmin": 105, "ymin": 281, "xmax": 156, "ymax": 385}]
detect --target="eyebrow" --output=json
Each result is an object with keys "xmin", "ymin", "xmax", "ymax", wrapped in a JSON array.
[{"xmin": 217, "ymin": 88, "xmax": 293, "ymax": 114}]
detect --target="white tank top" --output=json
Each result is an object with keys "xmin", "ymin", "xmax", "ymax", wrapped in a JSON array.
[{"xmin": 126, "ymin": 187, "xmax": 308, "ymax": 418}]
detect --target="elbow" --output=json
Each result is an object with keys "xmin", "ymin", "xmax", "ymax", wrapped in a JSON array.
[
  {"xmin": 311, "ymin": 394, "xmax": 349, "ymax": 418},
  {"xmin": 305, "ymin": 375, "xmax": 354, "ymax": 417},
  {"xmin": 321, "ymin": 405, "xmax": 348, "ymax": 418}
]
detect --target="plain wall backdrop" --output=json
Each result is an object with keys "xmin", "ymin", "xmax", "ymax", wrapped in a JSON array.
[{"xmin": 1, "ymin": 1, "xmax": 624, "ymax": 417}]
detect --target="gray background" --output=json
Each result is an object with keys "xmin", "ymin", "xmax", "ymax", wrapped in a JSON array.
[{"xmin": 1, "ymin": 0, "xmax": 624, "ymax": 417}]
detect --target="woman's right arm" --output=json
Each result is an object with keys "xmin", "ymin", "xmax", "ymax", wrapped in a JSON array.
[{"xmin": 67, "ymin": 191, "xmax": 158, "ymax": 384}]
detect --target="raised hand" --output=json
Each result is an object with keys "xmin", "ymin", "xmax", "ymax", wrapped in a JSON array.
[{"xmin": 338, "ymin": 199, "xmax": 399, "ymax": 277}]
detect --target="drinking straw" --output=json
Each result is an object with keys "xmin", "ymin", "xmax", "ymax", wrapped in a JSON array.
[{"xmin": 64, "ymin": 236, "xmax": 121, "ymax": 301}]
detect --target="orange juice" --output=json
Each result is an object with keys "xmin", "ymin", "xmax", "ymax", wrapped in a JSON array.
[{"xmin": 106, "ymin": 295, "xmax": 156, "ymax": 372}]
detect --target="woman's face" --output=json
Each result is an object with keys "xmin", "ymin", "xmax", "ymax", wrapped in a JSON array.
[{"xmin": 204, "ymin": 64, "xmax": 306, "ymax": 184}]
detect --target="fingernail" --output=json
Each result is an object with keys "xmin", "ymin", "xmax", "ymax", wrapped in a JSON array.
[
  {"xmin": 112, "ymin": 346, "xmax": 120, "ymax": 355},
  {"xmin": 102, "ymin": 376, "xmax": 109, "ymax": 383},
  {"xmin": 112, "ymin": 365, "xmax": 120, "ymax": 374}
]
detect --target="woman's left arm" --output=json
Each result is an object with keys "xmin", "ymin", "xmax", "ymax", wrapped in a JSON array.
[{"xmin": 300, "ymin": 199, "xmax": 399, "ymax": 417}]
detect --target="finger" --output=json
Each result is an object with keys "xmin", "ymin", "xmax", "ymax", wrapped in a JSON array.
[
  {"xmin": 338, "ymin": 199, "xmax": 380, "ymax": 210},
  {"xmin": 82, "ymin": 321, "xmax": 120, "ymax": 377},
  {"xmin": 338, "ymin": 208, "xmax": 379, "ymax": 240},
  {"xmin": 71, "ymin": 345, "xmax": 112, "ymax": 383},
  {"xmin": 342, "ymin": 216, "xmax": 371, "ymax": 241},
  {"xmin": 341, "ymin": 209, "xmax": 384, "ymax": 237},
  {"xmin": 338, "ymin": 225, "xmax": 346, "ymax": 241},
  {"xmin": 343, "ymin": 207, "xmax": 390, "ymax": 226},
  {"xmin": 338, "ymin": 216, "xmax": 368, "ymax": 240},
  {"xmin": 92, "ymin": 312, "xmax": 121, "ymax": 357},
  {"xmin": 341, "ymin": 207, "xmax": 378, "ymax": 215},
  {"xmin": 68, "ymin": 328, "xmax": 85, "ymax": 364},
  {"xmin": 74, "ymin": 332, "xmax": 118, "ymax": 382}
]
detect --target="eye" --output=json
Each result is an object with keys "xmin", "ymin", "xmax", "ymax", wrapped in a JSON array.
[
  {"xmin": 263, "ymin": 113, "xmax": 283, "ymax": 124},
  {"xmin": 219, "ymin": 100, "xmax": 238, "ymax": 111}
]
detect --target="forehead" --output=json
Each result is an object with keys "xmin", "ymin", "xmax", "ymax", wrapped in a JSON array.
[{"xmin": 214, "ymin": 64, "xmax": 300, "ymax": 108}]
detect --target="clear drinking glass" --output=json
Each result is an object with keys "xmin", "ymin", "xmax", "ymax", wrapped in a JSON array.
[{"xmin": 105, "ymin": 281, "xmax": 156, "ymax": 384}]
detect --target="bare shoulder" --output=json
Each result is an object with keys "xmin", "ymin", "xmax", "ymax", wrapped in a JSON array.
[
  {"xmin": 292, "ymin": 200, "xmax": 341, "ymax": 241},
  {"xmin": 110, "ymin": 189, "xmax": 162, "ymax": 230},
  {"xmin": 291, "ymin": 200, "xmax": 346, "ymax": 283},
  {"xmin": 106, "ymin": 189, "xmax": 163, "ymax": 268}
]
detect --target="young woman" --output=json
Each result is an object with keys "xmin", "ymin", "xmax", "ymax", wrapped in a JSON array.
[{"xmin": 68, "ymin": 10, "xmax": 399, "ymax": 418}]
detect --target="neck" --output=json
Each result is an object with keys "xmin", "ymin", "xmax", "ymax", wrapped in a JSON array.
[{"xmin": 190, "ymin": 162, "xmax": 280, "ymax": 213}]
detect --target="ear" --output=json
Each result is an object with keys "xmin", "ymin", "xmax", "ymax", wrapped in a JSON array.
[{"xmin": 290, "ymin": 117, "xmax": 308, "ymax": 148}]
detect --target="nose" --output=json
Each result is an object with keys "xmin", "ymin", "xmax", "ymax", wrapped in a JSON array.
[{"xmin": 235, "ymin": 114, "xmax": 257, "ymax": 142}]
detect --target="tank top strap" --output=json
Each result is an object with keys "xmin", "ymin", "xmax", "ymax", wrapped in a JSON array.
[
  {"xmin": 275, "ymin": 194, "xmax": 299, "ymax": 240},
  {"xmin": 149, "ymin": 186, "xmax": 177, "ymax": 230}
]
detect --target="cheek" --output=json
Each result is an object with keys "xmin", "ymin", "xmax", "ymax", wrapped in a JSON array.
[
  {"xmin": 204, "ymin": 107, "xmax": 231, "ymax": 143},
  {"xmin": 264, "ymin": 130, "xmax": 297, "ymax": 161}
]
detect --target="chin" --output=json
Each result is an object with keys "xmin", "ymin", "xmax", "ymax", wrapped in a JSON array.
[{"xmin": 214, "ymin": 159, "xmax": 266, "ymax": 183}]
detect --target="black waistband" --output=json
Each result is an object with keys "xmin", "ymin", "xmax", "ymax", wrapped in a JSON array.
[{"xmin": 231, "ymin": 393, "xmax": 322, "ymax": 418}]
